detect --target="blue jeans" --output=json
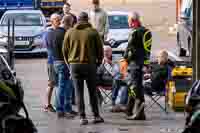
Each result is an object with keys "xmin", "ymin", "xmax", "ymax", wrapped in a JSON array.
[
  {"xmin": 54, "ymin": 62, "xmax": 72, "ymax": 113},
  {"xmin": 112, "ymin": 80, "xmax": 120, "ymax": 105},
  {"xmin": 112, "ymin": 80, "xmax": 128, "ymax": 105}
]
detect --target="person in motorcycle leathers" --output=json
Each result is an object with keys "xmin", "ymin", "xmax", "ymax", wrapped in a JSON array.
[{"xmin": 124, "ymin": 12, "xmax": 152, "ymax": 120}]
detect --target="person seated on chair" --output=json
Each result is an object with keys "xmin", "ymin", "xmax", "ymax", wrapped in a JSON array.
[
  {"xmin": 143, "ymin": 50, "xmax": 174, "ymax": 96},
  {"xmin": 96, "ymin": 45, "xmax": 113, "ymax": 86},
  {"xmin": 96, "ymin": 45, "xmax": 113, "ymax": 105},
  {"xmin": 110, "ymin": 58, "xmax": 129, "ymax": 112}
]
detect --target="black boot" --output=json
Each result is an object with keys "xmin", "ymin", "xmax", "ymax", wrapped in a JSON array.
[
  {"xmin": 125, "ymin": 97, "xmax": 135, "ymax": 116},
  {"xmin": 132, "ymin": 109, "xmax": 146, "ymax": 120},
  {"xmin": 126, "ymin": 99, "xmax": 146, "ymax": 120}
]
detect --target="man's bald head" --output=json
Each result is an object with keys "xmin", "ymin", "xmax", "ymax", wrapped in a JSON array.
[{"xmin": 61, "ymin": 15, "xmax": 73, "ymax": 29}]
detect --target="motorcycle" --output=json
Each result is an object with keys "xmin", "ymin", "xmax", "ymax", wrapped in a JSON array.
[
  {"xmin": 182, "ymin": 80, "xmax": 200, "ymax": 133},
  {"xmin": 0, "ymin": 55, "xmax": 37, "ymax": 133}
]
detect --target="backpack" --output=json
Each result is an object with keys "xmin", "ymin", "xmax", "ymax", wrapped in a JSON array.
[{"xmin": 96, "ymin": 63, "xmax": 113, "ymax": 86}]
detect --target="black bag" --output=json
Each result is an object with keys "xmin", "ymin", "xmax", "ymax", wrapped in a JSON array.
[{"xmin": 96, "ymin": 64, "xmax": 113, "ymax": 86}]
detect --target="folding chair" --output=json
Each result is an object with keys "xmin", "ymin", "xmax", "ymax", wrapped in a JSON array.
[
  {"xmin": 144, "ymin": 87, "xmax": 169, "ymax": 114},
  {"xmin": 96, "ymin": 85, "xmax": 112, "ymax": 105},
  {"xmin": 144, "ymin": 66, "xmax": 172, "ymax": 114}
]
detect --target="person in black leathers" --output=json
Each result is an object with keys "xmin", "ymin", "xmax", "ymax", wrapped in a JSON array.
[{"xmin": 124, "ymin": 12, "xmax": 152, "ymax": 120}]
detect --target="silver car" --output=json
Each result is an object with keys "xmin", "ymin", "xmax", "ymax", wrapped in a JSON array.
[
  {"xmin": 0, "ymin": 10, "xmax": 47, "ymax": 55},
  {"xmin": 106, "ymin": 11, "xmax": 130, "ymax": 49}
]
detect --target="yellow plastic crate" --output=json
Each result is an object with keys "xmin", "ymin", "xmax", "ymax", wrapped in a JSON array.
[
  {"xmin": 167, "ymin": 81, "xmax": 187, "ymax": 110},
  {"xmin": 171, "ymin": 67, "xmax": 192, "ymax": 77},
  {"xmin": 167, "ymin": 66, "xmax": 192, "ymax": 111}
]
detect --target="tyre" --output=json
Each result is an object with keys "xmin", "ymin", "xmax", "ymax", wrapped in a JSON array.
[
  {"xmin": 177, "ymin": 37, "xmax": 186, "ymax": 57},
  {"xmin": 179, "ymin": 48, "xmax": 187, "ymax": 57}
]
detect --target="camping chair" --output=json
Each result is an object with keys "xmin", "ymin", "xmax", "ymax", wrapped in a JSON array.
[
  {"xmin": 96, "ymin": 48, "xmax": 127, "ymax": 105},
  {"xmin": 144, "ymin": 66, "xmax": 172, "ymax": 114},
  {"xmin": 144, "ymin": 85, "xmax": 169, "ymax": 114},
  {"xmin": 97, "ymin": 85, "xmax": 112, "ymax": 105}
]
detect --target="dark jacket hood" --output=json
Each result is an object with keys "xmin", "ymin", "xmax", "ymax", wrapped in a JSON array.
[{"xmin": 74, "ymin": 22, "xmax": 92, "ymax": 30}]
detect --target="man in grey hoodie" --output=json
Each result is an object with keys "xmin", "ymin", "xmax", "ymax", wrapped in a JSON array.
[{"xmin": 89, "ymin": 0, "xmax": 109, "ymax": 41}]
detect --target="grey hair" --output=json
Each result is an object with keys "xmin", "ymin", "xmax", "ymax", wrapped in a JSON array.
[
  {"xmin": 50, "ymin": 13, "xmax": 61, "ymax": 21},
  {"xmin": 129, "ymin": 12, "xmax": 140, "ymax": 21}
]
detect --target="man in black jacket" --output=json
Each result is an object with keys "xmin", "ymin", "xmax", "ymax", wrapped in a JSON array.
[{"xmin": 124, "ymin": 12, "xmax": 151, "ymax": 120}]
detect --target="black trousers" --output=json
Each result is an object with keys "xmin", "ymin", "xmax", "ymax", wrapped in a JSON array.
[
  {"xmin": 70, "ymin": 64, "xmax": 100, "ymax": 118},
  {"xmin": 126, "ymin": 63, "xmax": 145, "ymax": 115}
]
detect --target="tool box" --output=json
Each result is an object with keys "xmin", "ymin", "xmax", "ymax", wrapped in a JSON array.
[{"xmin": 167, "ymin": 63, "xmax": 192, "ymax": 111}]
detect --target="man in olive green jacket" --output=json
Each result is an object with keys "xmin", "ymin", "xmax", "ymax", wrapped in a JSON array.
[{"xmin": 62, "ymin": 12, "xmax": 104, "ymax": 125}]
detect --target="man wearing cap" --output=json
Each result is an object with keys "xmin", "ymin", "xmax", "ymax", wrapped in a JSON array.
[
  {"xmin": 62, "ymin": 12, "xmax": 104, "ymax": 125},
  {"xmin": 124, "ymin": 12, "xmax": 152, "ymax": 120},
  {"xmin": 89, "ymin": 0, "xmax": 109, "ymax": 41}
]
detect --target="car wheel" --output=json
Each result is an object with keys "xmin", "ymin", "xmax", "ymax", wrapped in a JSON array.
[
  {"xmin": 179, "ymin": 48, "xmax": 186, "ymax": 57},
  {"xmin": 177, "ymin": 38, "xmax": 186, "ymax": 57}
]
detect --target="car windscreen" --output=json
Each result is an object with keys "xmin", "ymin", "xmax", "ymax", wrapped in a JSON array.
[
  {"xmin": 1, "ymin": 13, "xmax": 43, "ymax": 26},
  {"xmin": 108, "ymin": 15, "xmax": 129, "ymax": 29}
]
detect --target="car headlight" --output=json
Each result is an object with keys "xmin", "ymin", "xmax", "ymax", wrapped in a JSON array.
[
  {"xmin": 0, "ymin": 47, "xmax": 8, "ymax": 62},
  {"xmin": 34, "ymin": 34, "xmax": 42, "ymax": 40},
  {"xmin": 106, "ymin": 39, "xmax": 116, "ymax": 46},
  {"xmin": 0, "ymin": 47, "xmax": 8, "ymax": 53},
  {"xmin": 33, "ymin": 34, "xmax": 43, "ymax": 47},
  {"xmin": 117, "ymin": 41, "xmax": 128, "ymax": 49},
  {"xmin": 0, "ymin": 33, "xmax": 8, "ymax": 44},
  {"xmin": 0, "ymin": 37, "xmax": 7, "ymax": 43}
]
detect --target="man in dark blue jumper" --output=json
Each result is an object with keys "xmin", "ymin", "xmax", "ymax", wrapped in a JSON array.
[{"xmin": 44, "ymin": 13, "xmax": 77, "ymax": 118}]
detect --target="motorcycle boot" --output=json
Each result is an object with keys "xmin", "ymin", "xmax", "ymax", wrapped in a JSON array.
[{"xmin": 126, "ymin": 99, "xmax": 146, "ymax": 120}]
